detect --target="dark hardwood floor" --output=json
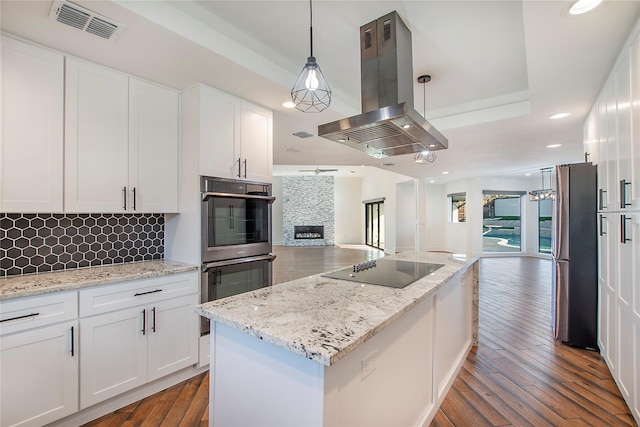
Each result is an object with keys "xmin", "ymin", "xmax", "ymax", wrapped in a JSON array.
[{"xmin": 83, "ymin": 251, "xmax": 635, "ymax": 427}]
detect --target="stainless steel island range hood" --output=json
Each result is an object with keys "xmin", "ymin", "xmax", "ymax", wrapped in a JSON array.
[{"xmin": 318, "ymin": 11, "xmax": 448, "ymax": 159}]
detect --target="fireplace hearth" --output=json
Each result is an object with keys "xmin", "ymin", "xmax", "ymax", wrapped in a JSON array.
[{"xmin": 294, "ymin": 225, "xmax": 324, "ymax": 240}]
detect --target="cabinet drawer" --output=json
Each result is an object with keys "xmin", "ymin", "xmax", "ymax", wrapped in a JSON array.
[
  {"xmin": 0, "ymin": 292, "xmax": 78, "ymax": 336},
  {"xmin": 79, "ymin": 272, "xmax": 198, "ymax": 317}
]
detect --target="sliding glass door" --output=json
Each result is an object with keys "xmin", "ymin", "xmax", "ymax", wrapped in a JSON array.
[{"xmin": 365, "ymin": 201, "xmax": 385, "ymax": 250}]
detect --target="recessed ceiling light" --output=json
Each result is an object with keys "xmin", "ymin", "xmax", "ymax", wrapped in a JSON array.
[
  {"xmin": 525, "ymin": 173, "xmax": 532, "ymax": 176},
  {"xmin": 546, "ymin": 144, "xmax": 562, "ymax": 148},
  {"xmin": 429, "ymin": 180, "xmax": 435, "ymax": 183},
  {"xmin": 282, "ymin": 101, "xmax": 296, "ymax": 108},
  {"xmin": 442, "ymin": 171, "xmax": 449, "ymax": 175},
  {"xmin": 549, "ymin": 112, "xmax": 571, "ymax": 120},
  {"xmin": 349, "ymin": 171, "xmax": 356, "ymax": 174},
  {"xmin": 569, "ymin": 0, "xmax": 602, "ymax": 15}
]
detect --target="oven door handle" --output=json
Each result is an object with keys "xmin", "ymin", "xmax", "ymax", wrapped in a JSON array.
[
  {"xmin": 202, "ymin": 254, "xmax": 277, "ymax": 272},
  {"xmin": 202, "ymin": 192, "xmax": 276, "ymax": 203}
]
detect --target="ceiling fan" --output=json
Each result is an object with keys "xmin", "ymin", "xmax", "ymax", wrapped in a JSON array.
[{"xmin": 299, "ymin": 166, "xmax": 339, "ymax": 175}]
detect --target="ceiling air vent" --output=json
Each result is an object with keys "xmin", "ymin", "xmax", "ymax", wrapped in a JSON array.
[{"xmin": 49, "ymin": 0, "xmax": 125, "ymax": 41}]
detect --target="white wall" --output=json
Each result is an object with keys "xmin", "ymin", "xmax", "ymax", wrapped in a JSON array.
[
  {"xmin": 424, "ymin": 176, "xmax": 548, "ymax": 256},
  {"xmin": 396, "ymin": 180, "xmax": 417, "ymax": 253},
  {"xmin": 361, "ymin": 168, "xmax": 415, "ymax": 254},
  {"xmin": 334, "ymin": 177, "xmax": 363, "ymax": 245}
]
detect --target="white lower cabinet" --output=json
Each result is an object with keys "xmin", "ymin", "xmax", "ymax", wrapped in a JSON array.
[
  {"xmin": 433, "ymin": 268, "xmax": 473, "ymax": 400},
  {"xmin": 80, "ymin": 306, "xmax": 148, "ymax": 408},
  {"xmin": 79, "ymin": 273, "xmax": 199, "ymax": 408},
  {"xmin": 0, "ymin": 293, "xmax": 78, "ymax": 427}
]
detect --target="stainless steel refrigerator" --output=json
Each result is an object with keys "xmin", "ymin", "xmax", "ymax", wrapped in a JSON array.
[{"xmin": 552, "ymin": 162, "xmax": 598, "ymax": 350}]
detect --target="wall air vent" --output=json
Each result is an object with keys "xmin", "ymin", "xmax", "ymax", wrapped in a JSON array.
[{"xmin": 49, "ymin": 0, "xmax": 125, "ymax": 41}]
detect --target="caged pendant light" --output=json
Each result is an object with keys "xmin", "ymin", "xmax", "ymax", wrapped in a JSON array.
[{"xmin": 291, "ymin": 0, "xmax": 331, "ymax": 113}]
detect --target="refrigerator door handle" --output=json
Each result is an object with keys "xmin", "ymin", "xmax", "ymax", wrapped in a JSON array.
[{"xmin": 553, "ymin": 260, "xmax": 570, "ymax": 342}]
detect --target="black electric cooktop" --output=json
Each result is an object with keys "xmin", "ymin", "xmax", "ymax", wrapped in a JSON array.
[{"xmin": 322, "ymin": 259, "xmax": 444, "ymax": 289}]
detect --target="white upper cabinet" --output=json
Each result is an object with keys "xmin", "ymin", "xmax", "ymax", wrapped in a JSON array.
[
  {"xmin": 597, "ymin": 91, "xmax": 610, "ymax": 211},
  {"xmin": 584, "ymin": 106, "xmax": 599, "ymax": 165},
  {"xmin": 198, "ymin": 84, "xmax": 239, "ymax": 179},
  {"xmin": 630, "ymin": 32, "xmax": 640, "ymax": 210},
  {"xmin": 192, "ymin": 84, "xmax": 273, "ymax": 183},
  {"xmin": 129, "ymin": 78, "xmax": 179, "ymax": 213},
  {"xmin": 615, "ymin": 55, "xmax": 633, "ymax": 211},
  {"xmin": 65, "ymin": 57, "xmax": 129, "ymax": 213},
  {"xmin": 1, "ymin": 36, "xmax": 64, "ymax": 213},
  {"xmin": 65, "ymin": 58, "xmax": 179, "ymax": 213},
  {"xmin": 240, "ymin": 100, "xmax": 273, "ymax": 183}
]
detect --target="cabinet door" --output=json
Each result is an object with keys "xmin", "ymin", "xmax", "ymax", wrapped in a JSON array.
[
  {"xmin": 597, "ymin": 94, "xmax": 610, "ymax": 210},
  {"xmin": 240, "ymin": 101, "xmax": 273, "ymax": 183},
  {"xmin": 198, "ymin": 84, "xmax": 239, "ymax": 178},
  {"xmin": 630, "ymin": 33, "xmax": 640, "ymax": 210},
  {"xmin": 584, "ymin": 107, "xmax": 599, "ymax": 165},
  {"xmin": 80, "ymin": 306, "xmax": 147, "ymax": 408},
  {"xmin": 433, "ymin": 272, "xmax": 471, "ymax": 400},
  {"xmin": 1, "ymin": 36, "xmax": 64, "ymax": 213},
  {"xmin": 129, "ymin": 78, "xmax": 179, "ymax": 213},
  {"xmin": 65, "ymin": 57, "xmax": 129, "ymax": 213},
  {"xmin": 605, "ymin": 77, "xmax": 619, "ymax": 211},
  {"xmin": 616, "ymin": 56, "xmax": 632, "ymax": 210},
  {"xmin": 0, "ymin": 321, "xmax": 78, "ymax": 427},
  {"xmin": 617, "ymin": 212, "xmax": 634, "ymax": 402},
  {"xmin": 630, "ymin": 213, "xmax": 639, "ymax": 422},
  {"xmin": 147, "ymin": 294, "xmax": 199, "ymax": 382}
]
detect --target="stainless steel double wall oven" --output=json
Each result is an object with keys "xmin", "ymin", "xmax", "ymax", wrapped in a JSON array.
[{"xmin": 200, "ymin": 176, "xmax": 276, "ymax": 334}]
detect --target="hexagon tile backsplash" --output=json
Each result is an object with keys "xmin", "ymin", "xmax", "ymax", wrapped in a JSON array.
[{"xmin": 0, "ymin": 213, "xmax": 164, "ymax": 277}]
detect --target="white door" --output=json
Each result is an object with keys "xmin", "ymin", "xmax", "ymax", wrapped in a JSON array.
[
  {"xmin": 80, "ymin": 306, "xmax": 147, "ymax": 408},
  {"xmin": 1, "ymin": 36, "xmax": 64, "ymax": 213},
  {"xmin": 240, "ymin": 101, "xmax": 272, "ymax": 183},
  {"xmin": 0, "ymin": 321, "xmax": 78, "ymax": 427},
  {"xmin": 147, "ymin": 294, "xmax": 199, "ymax": 382},
  {"xmin": 129, "ymin": 78, "xmax": 179, "ymax": 213},
  {"xmin": 198, "ymin": 85, "xmax": 239, "ymax": 178},
  {"xmin": 65, "ymin": 57, "xmax": 129, "ymax": 213}
]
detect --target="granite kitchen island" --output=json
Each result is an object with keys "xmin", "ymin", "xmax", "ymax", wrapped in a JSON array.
[{"xmin": 196, "ymin": 252, "xmax": 478, "ymax": 427}]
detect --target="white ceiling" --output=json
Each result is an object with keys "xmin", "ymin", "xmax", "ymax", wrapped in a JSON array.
[{"xmin": 2, "ymin": 0, "xmax": 639, "ymax": 183}]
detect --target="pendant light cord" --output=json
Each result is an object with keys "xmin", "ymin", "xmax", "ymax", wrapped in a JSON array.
[{"xmin": 309, "ymin": 0, "xmax": 314, "ymax": 57}]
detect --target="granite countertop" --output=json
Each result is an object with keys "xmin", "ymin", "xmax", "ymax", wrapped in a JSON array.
[
  {"xmin": 0, "ymin": 259, "xmax": 199, "ymax": 301},
  {"xmin": 196, "ymin": 252, "xmax": 477, "ymax": 366}
]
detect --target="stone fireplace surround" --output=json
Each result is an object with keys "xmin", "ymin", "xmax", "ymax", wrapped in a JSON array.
[{"xmin": 282, "ymin": 176, "xmax": 334, "ymax": 247}]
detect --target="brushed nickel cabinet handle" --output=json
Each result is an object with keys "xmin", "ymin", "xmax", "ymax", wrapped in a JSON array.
[
  {"xmin": 142, "ymin": 309, "xmax": 146, "ymax": 335},
  {"xmin": 70, "ymin": 326, "xmax": 75, "ymax": 357},
  {"xmin": 123, "ymin": 186, "xmax": 127, "ymax": 210}
]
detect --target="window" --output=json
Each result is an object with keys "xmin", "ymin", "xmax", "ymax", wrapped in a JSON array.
[
  {"xmin": 482, "ymin": 191, "xmax": 525, "ymax": 252},
  {"xmin": 364, "ymin": 199, "xmax": 384, "ymax": 250},
  {"xmin": 448, "ymin": 192, "xmax": 466, "ymax": 223},
  {"xmin": 538, "ymin": 199, "xmax": 552, "ymax": 254}
]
